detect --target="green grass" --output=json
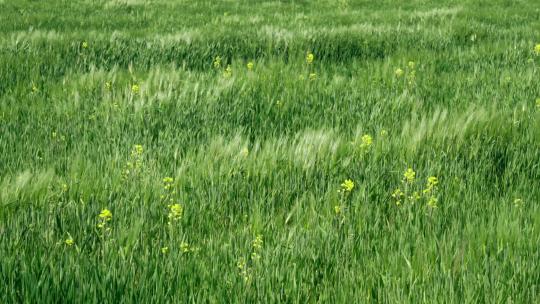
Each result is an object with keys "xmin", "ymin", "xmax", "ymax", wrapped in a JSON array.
[{"xmin": 1, "ymin": 0, "xmax": 540, "ymax": 302}]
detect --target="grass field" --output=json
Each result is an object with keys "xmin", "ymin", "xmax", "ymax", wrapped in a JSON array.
[{"xmin": 1, "ymin": 0, "xmax": 540, "ymax": 302}]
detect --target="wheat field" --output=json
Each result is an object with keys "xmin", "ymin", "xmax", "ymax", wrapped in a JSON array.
[{"xmin": 1, "ymin": 0, "xmax": 540, "ymax": 302}]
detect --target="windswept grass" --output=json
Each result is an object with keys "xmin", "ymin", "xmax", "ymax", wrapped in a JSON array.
[{"xmin": 1, "ymin": 0, "xmax": 540, "ymax": 302}]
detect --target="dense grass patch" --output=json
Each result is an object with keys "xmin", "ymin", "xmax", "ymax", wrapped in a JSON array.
[{"xmin": 1, "ymin": 0, "xmax": 540, "ymax": 302}]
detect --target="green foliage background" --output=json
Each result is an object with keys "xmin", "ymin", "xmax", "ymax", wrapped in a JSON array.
[{"xmin": 1, "ymin": 0, "xmax": 539, "ymax": 302}]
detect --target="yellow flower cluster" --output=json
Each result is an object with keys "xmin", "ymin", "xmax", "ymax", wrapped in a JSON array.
[
  {"xmin": 133, "ymin": 144, "xmax": 143, "ymax": 156},
  {"xmin": 252, "ymin": 234, "xmax": 263, "ymax": 250},
  {"xmin": 534, "ymin": 44, "xmax": 540, "ymax": 55},
  {"xmin": 423, "ymin": 176, "xmax": 438, "ymax": 194},
  {"xmin": 224, "ymin": 65, "xmax": 232, "ymax": 77},
  {"xmin": 427, "ymin": 197, "xmax": 438, "ymax": 208},
  {"xmin": 335, "ymin": 179, "xmax": 354, "ymax": 215},
  {"xmin": 251, "ymin": 234, "xmax": 263, "ymax": 261},
  {"xmin": 122, "ymin": 144, "xmax": 144, "ymax": 179},
  {"xmin": 65, "ymin": 236, "xmax": 74, "ymax": 246},
  {"xmin": 334, "ymin": 204, "xmax": 342, "ymax": 215},
  {"xmin": 163, "ymin": 177, "xmax": 174, "ymax": 190},
  {"xmin": 99, "ymin": 208, "xmax": 112, "ymax": 220},
  {"xmin": 131, "ymin": 84, "xmax": 140, "ymax": 94},
  {"xmin": 238, "ymin": 234, "xmax": 264, "ymax": 283},
  {"xmin": 340, "ymin": 179, "xmax": 355, "ymax": 193},
  {"xmin": 213, "ymin": 56, "xmax": 222, "ymax": 68},
  {"xmin": 407, "ymin": 61, "xmax": 416, "ymax": 86},
  {"xmin": 395, "ymin": 61, "xmax": 417, "ymax": 86},
  {"xmin": 403, "ymin": 168, "xmax": 416, "ymax": 183},
  {"xmin": 306, "ymin": 52, "xmax": 314, "ymax": 64},
  {"xmin": 97, "ymin": 208, "xmax": 113, "ymax": 229},
  {"xmin": 212, "ymin": 56, "xmax": 235, "ymax": 78},
  {"xmin": 513, "ymin": 198, "xmax": 524, "ymax": 209},
  {"xmin": 359, "ymin": 134, "xmax": 373, "ymax": 150},
  {"xmin": 392, "ymin": 168, "xmax": 439, "ymax": 209},
  {"xmin": 167, "ymin": 203, "xmax": 183, "ymax": 225},
  {"xmin": 180, "ymin": 242, "xmax": 190, "ymax": 253},
  {"xmin": 391, "ymin": 188, "xmax": 404, "ymax": 205},
  {"xmin": 237, "ymin": 257, "xmax": 250, "ymax": 282}
]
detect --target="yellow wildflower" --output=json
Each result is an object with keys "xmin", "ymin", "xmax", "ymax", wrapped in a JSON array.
[
  {"xmin": 180, "ymin": 242, "xmax": 190, "ymax": 253},
  {"xmin": 122, "ymin": 144, "xmax": 144, "ymax": 178},
  {"xmin": 334, "ymin": 205, "xmax": 342, "ymax": 215},
  {"xmin": 534, "ymin": 44, "xmax": 540, "ymax": 55},
  {"xmin": 97, "ymin": 208, "xmax": 112, "ymax": 231},
  {"xmin": 168, "ymin": 203, "xmax": 183, "ymax": 224},
  {"xmin": 251, "ymin": 252, "xmax": 261, "ymax": 261},
  {"xmin": 408, "ymin": 61, "xmax": 415, "ymax": 69},
  {"xmin": 247, "ymin": 62, "xmax": 254, "ymax": 70},
  {"xmin": 309, "ymin": 73, "xmax": 317, "ymax": 80},
  {"xmin": 359, "ymin": 134, "xmax": 373, "ymax": 149},
  {"xmin": 133, "ymin": 144, "xmax": 143, "ymax": 155},
  {"xmin": 423, "ymin": 176, "xmax": 439, "ymax": 194},
  {"xmin": 513, "ymin": 198, "xmax": 524, "ymax": 208},
  {"xmin": 392, "ymin": 188, "xmax": 404, "ymax": 205},
  {"xmin": 213, "ymin": 56, "xmax": 222, "ymax": 68},
  {"xmin": 224, "ymin": 65, "xmax": 232, "ymax": 77},
  {"xmin": 161, "ymin": 247, "xmax": 169, "ymax": 254},
  {"xmin": 427, "ymin": 197, "xmax": 438, "ymax": 208},
  {"xmin": 163, "ymin": 177, "xmax": 174, "ymax": 190},
  {"xmin": 131, "ymin": 84, "xmax": 140, "ymax": 94},
  {"xmin": 252, "ymin": 234, "xmax": 263, "ymax": 250},
  {"xmin": 237, "ymin": 257, "xmax": 246, "ymax": 270},
  {"xmin": 403, "ymin": 168, "xmax": 416, "ymax": 183},
  {"xmin": 65, "ymin": 237, "xmax": 74, "ymax": 246},
  {"xmin": 99, "ymin": 208, "xmax": 112, "ymax": 221},
  {"xmin": 237, "ymin": 257, "xmax": 251, "ymax": 282},
  {"xmin": 392, "ymin": 188, "xmax": 404, "ymax": 199},
  {"xmin": 395, "ymin": 68, "xmax": 404, "ymax": 77},
  {"xmin": 82, "ymin": 41, "xmax": 88, "ymax": 49},
  {"xmin": 306, "ymin": 52, "xmax": 314, "ymax": 64},
  {"xmin": 341, "ymin": 179, "xmax": 355, "ymax": 192}
]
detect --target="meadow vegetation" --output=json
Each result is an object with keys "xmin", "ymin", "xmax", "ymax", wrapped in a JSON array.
[{"xmin": 1, "ymin": 0, "xmax": 540, "ymax": 302}]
